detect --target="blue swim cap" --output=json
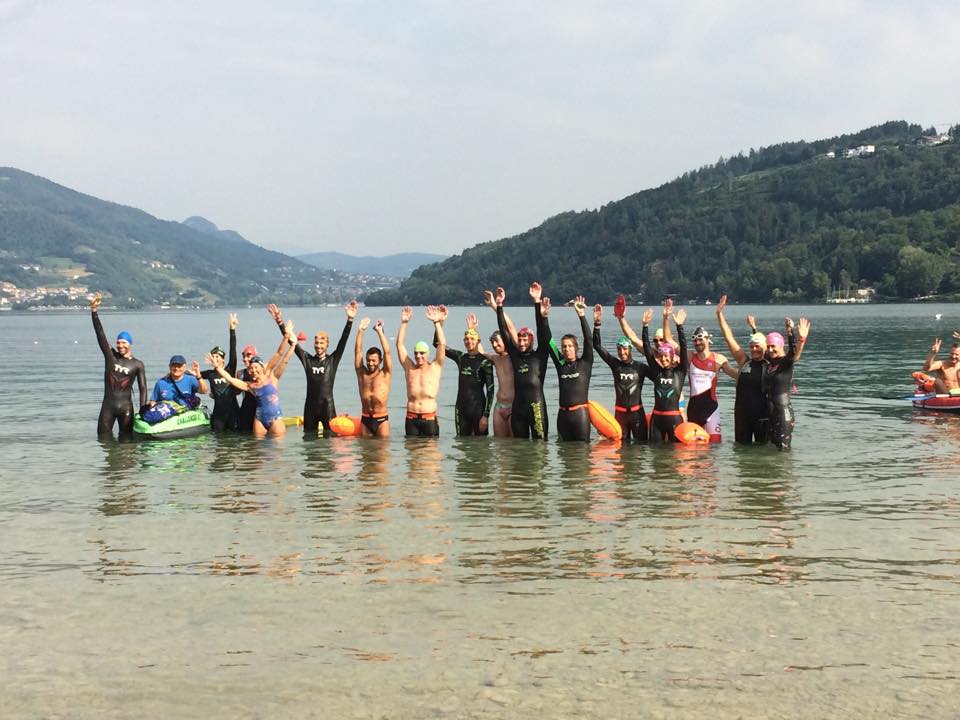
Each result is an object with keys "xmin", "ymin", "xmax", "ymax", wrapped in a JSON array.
[{"xmin": 116, "ymin": 331, "xmax": 132, "ymax": 344}]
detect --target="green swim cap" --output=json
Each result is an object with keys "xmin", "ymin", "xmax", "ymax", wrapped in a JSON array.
[
  {"xmin": 749, "ymin": 332, "xmax": 767, "ymax": 347},
  {"xmin": 414, "ymin": 341, "xmax": 430, "ymax": 354},
  {"xmin": 617, "ymin": 336, "xmax": 632, "ymax": 348}
]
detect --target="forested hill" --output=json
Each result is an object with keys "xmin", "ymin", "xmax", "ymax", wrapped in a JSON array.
[
  {"xmin": 366, "ymin": 121, "xmax": 960, "ymax": 305},
  {"xmin": 0, "ymin": 168, "xmax": 342, "ymax": 307}
]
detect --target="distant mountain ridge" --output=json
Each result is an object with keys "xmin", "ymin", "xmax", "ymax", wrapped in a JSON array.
[
  {"xmin": 0, "ymin": 168, "xmax": 345, "ymax": 307},
  {"xmin": 298, "ymin": 251, "xmax": 446, "ymax": 277},
  {"xmin": 182, "ymin": 216, "xmax": 250, "ymax": 245},
  {"xmin": 366, "ymin": 120, "xmax": 960, "ymax": 305}
]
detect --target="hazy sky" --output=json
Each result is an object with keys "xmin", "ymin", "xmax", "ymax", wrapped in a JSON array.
[{"xmin": 2, "ymin": 1, "xmax": 957, "ymax": 256}]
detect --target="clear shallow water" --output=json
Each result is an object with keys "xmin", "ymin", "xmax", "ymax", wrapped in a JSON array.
[{"xmin": 2, "ymin": 304, "xmax": 959, "ymax": 718}]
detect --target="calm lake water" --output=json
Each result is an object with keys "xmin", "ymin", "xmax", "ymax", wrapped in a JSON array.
[{"xmin": 1, "ymin": 304, "xmax": 958, "ymax": 718}]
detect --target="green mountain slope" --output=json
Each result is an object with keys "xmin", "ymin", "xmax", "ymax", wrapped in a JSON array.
[
  {"xmin": 0, "ymin": 168, "xmax": 341, "ymax": 307},
  {"xmin": 366, "ymin": 121, "xmax": 960, "ymax": 305}
]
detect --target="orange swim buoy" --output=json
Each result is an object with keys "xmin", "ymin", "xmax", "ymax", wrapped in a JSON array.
[
  {"xmin": 674, "ymin": 421, "xmax": 710, "ymax": 444},
  {"xmin": 588, "ymin": 400, "xmax": 622, "ymax": 440},
  {"xmin": 328, "ymin": 414, "xmax": 362, "ymax": 437}
]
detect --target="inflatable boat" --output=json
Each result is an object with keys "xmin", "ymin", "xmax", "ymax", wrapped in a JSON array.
[{"xmin": 133, "ymin": 407, "xmax": 211, "ymax": 439}]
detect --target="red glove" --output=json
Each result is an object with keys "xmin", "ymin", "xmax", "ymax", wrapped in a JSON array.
[{"xmin": 613, "ymin": 294, "xmax": 626, "ymax": 319}]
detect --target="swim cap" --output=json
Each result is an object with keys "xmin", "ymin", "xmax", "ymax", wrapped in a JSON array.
[
  {"xmin": 657, "ymin": 344, "xmax": 675, "ymax": 356},
  {"xmin": 248, "ymin": 355, "xmax": 264, "ymax": 366},
  {"xmin": 169, "ymin": 354, "xmax": 187, "ymax": 366},
  {"xmin": 116, "ymin": 331, "xmax": 132, "ymax": 344},
  {"xmin": 210, "ymin": 346, "xmax": 225, "ymax": 358},
  {"xmin": 414, "ymin": 341, "xmax": 430, "ymax": 354},
  {"xmin": 766, "ymin": 332, "xmax": 785, "ymax": 347},
  {"xmin": 617, "ymin": 336, "xmax": 632, "ymax": 348},
  {"xmin": 464, "ymin": 328, "xmax": 480, "ymax": 340},
  {"xmin": 296, "ymin": 331, "xmax": 307, "ymax": 342},
  {"xmin": 242, "ymin": 344, "xmax": 257, "ymax": 356},
  {"xmin": 653, "ymin": 328, "xmax": 665, "ymax": 340},
  {"xmin": 748, "ymin": 332, "xmax": 766, "ymax": 347},
  {"xmin": 518, "ymin": 326, "xmax": 535, "ymax": 342},
  {"xmin": 692, "ymin": 326, "xmax": 712, "ymax": 340}
]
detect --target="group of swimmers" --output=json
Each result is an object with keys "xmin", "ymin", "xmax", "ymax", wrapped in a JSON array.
[{"xmin": 92, "ymin": 284, "xmax": 811, "ymax": 449}]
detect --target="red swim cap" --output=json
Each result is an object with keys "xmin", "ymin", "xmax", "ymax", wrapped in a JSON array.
[
  {"xmin": 242, "ymin": 344, "xmax": 257, "ymax": 355},
  {"xmin": 517, "ymin": 327, "xmax": 535, "ymax": 342}
]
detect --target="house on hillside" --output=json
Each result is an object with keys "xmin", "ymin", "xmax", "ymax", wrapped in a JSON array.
[
  {"xmin": 918, "ymin": 134, "xmax": 950, "ymax": 146},
  {"xmin": 844, "ymin": 145, "xmax": 875, "ymax": 158}
]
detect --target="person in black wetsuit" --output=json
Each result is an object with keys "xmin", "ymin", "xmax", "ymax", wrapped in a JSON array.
[
  {"xmin": 762, "ymin": 317, "xmax": 810, "ymax": 450},
  {"xmin": 545, "ymin": 295, "xmax": 593, "ymax": 441},
  {"xmin": 434, "ymin": 310, "xmax": 495, "ymax": 436},
  {"xmin": 268, "ymin": 301, "xmax": 357, "ymax": 436},
  {"xmin": 200, "ymin": 312, "xmax": 239, "ymax": 432},
  {"xmin": 715, "ymin": 295, "xmax": 767, "ymax": 444},
  {"xmin": 236, "ymin": 340, "xmax": 259, "ymax": 433},
  {"xmin": 90, "ymin": 293, "xmax": 147, "ymax": 439},
  {"xmin": 484, "ymin": 282, "xmax": 552, "ymax": 440},
  {"xmin": 642, "ymin": 306, "xmax": 688, "ymax": 442},
  {"xmin": 593, "ymin": 303, "xmax": 651, "ymax": 441}
]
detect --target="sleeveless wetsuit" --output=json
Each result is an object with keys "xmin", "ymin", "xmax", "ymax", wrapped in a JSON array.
[
  {"xmin": 548, "ymin": 314, "xmax": 593, "ymax": 441},
  {"xmin": 92, "ymin": 311, "xmax": 147, "ymax": 439},
  {"xmin": 253, "ymin": 382, "xmax": 282, "ymax": 429},
  {"xmin": 279, "ymin": 318, "xmax": 353, "ymax": 436},
  {"xmin": 201, "ymin": 328, "xmax": 239, "ymax": 432},
  {"xmin": 642, "ymin": 324, "xmax": 687, "ymax": 443},
  {"xmin": 593, "ymin": 326, "xmax": 650, "ymax": 441},
  {"xmin": 237, "ymin": 366, "xmax": 257, "ymax": 433},
  {"xmin": 734, "ymin": 358, "xmax": 767, "ymax": 444},
  {"xmin": 434, "ymin": 331, "xmax": 495, "ymax": 436},
  {"xmin": 497, "ymin": 302, "xmax": 551, "ymax": 440},
  {"xmin": 687, "ymin": 352, "xmax": 721, "ymax": 442},
  {"xmin": 762, "ymin": 331, "xmax": 797, "ymax": 450}
]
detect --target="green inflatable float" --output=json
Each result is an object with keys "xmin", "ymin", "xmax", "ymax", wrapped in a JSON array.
[{"xmin": 133, "ymin": 407, "xmax": 210, "ymax": 440}]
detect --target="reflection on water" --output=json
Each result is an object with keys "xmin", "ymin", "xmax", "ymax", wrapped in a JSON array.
[{"xmin": 5, "ymin": 306, "xmax": 960, "ymax": 717}]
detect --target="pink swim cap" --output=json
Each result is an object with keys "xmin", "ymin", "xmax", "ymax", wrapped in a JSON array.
[
  {"xmin": 766, "ymin": 332, "xmax": 785, "ymax": 347},
  {"xmin": 657, "ymin": 344, "xmax": 675, "ymax": 356}
]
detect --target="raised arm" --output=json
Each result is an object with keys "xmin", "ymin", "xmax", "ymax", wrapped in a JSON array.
[
  {"xmin": 426, "ymin": 305, "xmax": 446, "ymax": 366},
  {"xmin": 355, "ymin": 317, "xmax": 370, "ymax": 371},
  {"xmin": 397, "ymin": 306, "xmax": 412, "ymax": 367},
  {"xmin": 90, "ymin": 293, "xmax": 111, "ymax": 357},
  {"xmin": 212, "ymin": 355, "xmax": 251, "ymax": 392},
  {"xmin": 593, "ymin": 304, "xmax": 614, "ymax": 366},
  {"xmin": 794, "ymin": 317, "xmax": 811, "ymax": 362},
  {"xmin": 376, "ymin": 319, "xmax": 392, "ymax": 374},
  {"xmin": 924, "ymin": 338, "xmax": 943, "ymax": 372},
  {"xmin": 715, "ymin": 294, "xmax": 747, "ymax": 366},
  {"xmin": 574, "ymin": 296, "xmax": 592, "ymax": 363},
  {"xmin": 268, "ymin": 303, "xmax": 305, "ymax": 362},
  {"xmin": 266, "ymin": 321, "xmax": 297, "ymax": 378},
  {"xmin": 227, "ymin": 313, "xmax": 238, "ymax": 375},
  {"xmin": 332, "ymin": 301, "xmax": 357, "ymax": 361},
  {"xmin": 674, "ymin": 309, "xmax": 688, "ymax": 368},
  {"xmin": 662, "ymin": 298, "xmax": 675, "ymax": 346}
]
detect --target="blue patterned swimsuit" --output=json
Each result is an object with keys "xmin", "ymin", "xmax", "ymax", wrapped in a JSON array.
[{"xmin": 253, "ymin": 382, "xmax": 282, "ymax": 428}]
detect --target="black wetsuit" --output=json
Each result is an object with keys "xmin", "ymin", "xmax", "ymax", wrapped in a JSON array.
[
  {"xmin": 642, "ymin": 324, "xmax": 687, "ymax": 443},
  {"xmin": 434, "ymin": 331, "xmax": 495, "ymax": 436},
  {"xmin": 762, "ymin": 331, "xmax": 797, "ymax": 450},
  {"xmin": 200, "ymin": 328, "xmax": 239, "ymax": 432},
  {"xmin": 594, "ymin": 326, "xmax": 650, "ymax": 441},
  {"xmin": 734, "ymin": 357, "xmax": 768, "ymax": 444},
  {"xmin": 548, "ymin": 314, "xmax": 593, "ymax": 441},
  {"xmin": 237, "ymin": 368, "xmax": 257, "ymax": 433},
  {"xmin": 497, "ymin": 302, "xmax": 551, "ymax": 440},
  {"xmin": 92, "ymin": 311, "xmax": 146, "ymax": 439},
  {"xmin": 278, "ymin": 318, "xmax": 353, "ymax": 436}
]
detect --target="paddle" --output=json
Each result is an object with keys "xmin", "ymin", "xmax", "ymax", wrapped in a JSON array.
[{"xmin": 880, "ymin": 392, "xmax": 935, "ymax": 401}]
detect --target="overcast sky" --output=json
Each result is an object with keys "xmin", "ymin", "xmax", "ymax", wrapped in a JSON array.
[{"xmin": 2, "ymin": 1, "xmax": 957, "ymax": 256}]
